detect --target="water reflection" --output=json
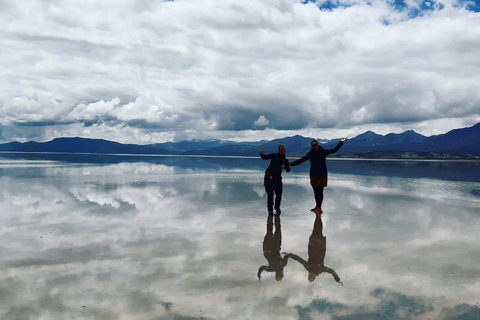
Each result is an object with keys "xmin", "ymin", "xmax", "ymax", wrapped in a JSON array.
[
  {"xmin": 257, "ymin": 215, "xmax": 288, "ymax": 281},
  {"xmin": 2, "ymin": 152, "xmax": 480, "ymax": 182},
  {"xmin": 0, "ymin": 156, "xmax": 479, "ymax": 319},
  {"xmin": 288, "ymin": 215, "xmax": 343, "ymax": 285}
]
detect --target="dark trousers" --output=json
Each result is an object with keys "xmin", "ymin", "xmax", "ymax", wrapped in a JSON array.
[
  {"xmin": 264, "ymin": 175, "xmax": 283, "ymax": 211},
  {"xmin": 313, "ymin": 186, "xmax": 324, "ymax": 207},
  {"xmin": 309, "ymin": 215, "xmax": 326, "ymax": 265}
]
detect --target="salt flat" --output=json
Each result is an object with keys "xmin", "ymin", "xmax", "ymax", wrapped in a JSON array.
[{"xmin": 0, "ymin": 155, "xmax": 479, "ymax": 320}]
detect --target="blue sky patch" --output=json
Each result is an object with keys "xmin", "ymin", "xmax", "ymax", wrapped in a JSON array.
[
  {"xmin": 302, "ymin": 0, "xmax": 479, "ymax": 14},
  {"xmin": 457, "ymin": 0, "xmax": 480, "ymax": 12}
]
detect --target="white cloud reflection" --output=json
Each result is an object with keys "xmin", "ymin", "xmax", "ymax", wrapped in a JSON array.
[{"xmin": 0, "ymin": 157, "xmax": 479, "ymax": 319}]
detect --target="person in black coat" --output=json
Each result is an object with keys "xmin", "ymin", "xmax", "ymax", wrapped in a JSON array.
[
  {"xmin": 260, "ymin": 144, "xmax": 290, "ymax": 215},
  {"xmin": 290, "ymin": 137, "xmax": 347, "ymax": 214}
]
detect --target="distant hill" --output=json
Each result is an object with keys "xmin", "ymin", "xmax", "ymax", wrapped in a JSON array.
[
  {"xmin": 332, "ymin": 123, "xmax": 480, "ymax": 157},
  {"xmin": 0, "ymin": 137, "xmax": 169, "ymax": 155},
  {"xmin": 334, "ymin": 130, "xmax": 428, "ymax": 154},
  {"xmin": 256, "ymin": 135, "xmax": 314, "ymax": 155},
  {"xmin": 425, "ymin": 123, "xmax": 480, "ymax": 155},
  {"xmin": 0, "ymin": 122, "xmax": 479, "ymax": 159}
]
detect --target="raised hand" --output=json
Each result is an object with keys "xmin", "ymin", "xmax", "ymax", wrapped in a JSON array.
[
  {"xmin": 260, "ymin": 148, "xmax": 264, "ymax": 154},
  {"xmin": 340, "ymin": 137, "xmax": 348, "ymax": 142}
]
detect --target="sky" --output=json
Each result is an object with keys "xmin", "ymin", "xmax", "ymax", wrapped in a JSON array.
[{"xmin": 1, "ymin": 0, "xmax": 480, "ymax": 144}]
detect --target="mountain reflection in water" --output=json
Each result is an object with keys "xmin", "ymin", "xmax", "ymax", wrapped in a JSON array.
[{"xmin": 0, "ymin": 155, "xmax": 479, "ymax": 319}]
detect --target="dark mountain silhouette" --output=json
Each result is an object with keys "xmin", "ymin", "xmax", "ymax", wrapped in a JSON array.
[
  {"xmin": 425, "ymin": 122, "xmax": 480, "ymax": 155},
  {"xmin": 153, "ymin": 139, "xmax": 238, "ymax": 152},
  {"xmin": 383, "ymin": 130, "xmax": 427, "ymax": 144},
  {"xmin": 332, "ymin": 130, "xmax": 428, "ymax": 154},
  {"xmin": 330, "ymin": 123, "xmax": 478, "ymax": 157},
  {"xmin": 0, "ymin": 123, "xmax": 479, "ymax": 159},
  {"xmin": 257, "ymin": 135, "xmax": 314, "ymax": 155},
  {"xmin": 0, "ymin": 137, "xmax": 169, "ymax": 155}
]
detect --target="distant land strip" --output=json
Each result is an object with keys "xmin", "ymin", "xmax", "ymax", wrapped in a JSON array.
[{"xmin": 0, "ymin": 122, "xmax": 479, "ymax": 160}]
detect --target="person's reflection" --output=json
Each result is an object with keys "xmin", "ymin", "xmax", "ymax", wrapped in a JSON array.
[
  {"xmin": 287, "ymin": 215, "xmax": 343, "ymax": 285},
  {"xmin": 257, "ymin": 215, "xmax": 289, "ymax": 281}
]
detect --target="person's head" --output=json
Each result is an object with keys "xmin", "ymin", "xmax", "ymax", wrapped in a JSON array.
[
  {"xmin": 308, "ymin": 271, "xmax": 318, "ymax": 282},
  {"xmin": 311, "ymin": 140, "xmax": 320, "ymax": 150},
  {"xmin": 275, "ymin": 270, "xmax": 284, "ymax": 281},
  {"xmin": 278, "ymin": 144, "xmax": 286, "ymax": 155}
]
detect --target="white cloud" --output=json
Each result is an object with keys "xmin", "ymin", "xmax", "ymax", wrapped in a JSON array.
[
  {"xmin": 0, "ymin": 0, "xmax": 479, "ymax": 142},
  {"xmin": 253, "ymin": 115, "xmax": 270, "ymax": 127},
  {"xmin": 67, "ymin": 98, "xmax": 121, "ymax": 121}
]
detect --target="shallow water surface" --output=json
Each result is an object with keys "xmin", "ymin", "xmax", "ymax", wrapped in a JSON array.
[{"xmin": 0, "ymin": 155, "xmax": 479, "ymax": 320}]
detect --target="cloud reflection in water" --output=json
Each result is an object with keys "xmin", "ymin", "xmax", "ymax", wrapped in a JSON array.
[{"xmin": 0, "ymin": 157, "xmax": 479, "ymax": 319}]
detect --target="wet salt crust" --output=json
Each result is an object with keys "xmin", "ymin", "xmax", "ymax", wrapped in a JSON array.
[{"xmin": 0, "ymin": 155, "xmax": 479, "ymax": 320}]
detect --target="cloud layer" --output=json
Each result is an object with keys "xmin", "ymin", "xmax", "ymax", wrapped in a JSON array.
[{"xmin": 1, "ymin": 0, "xmax": 479, "ymax": 143}]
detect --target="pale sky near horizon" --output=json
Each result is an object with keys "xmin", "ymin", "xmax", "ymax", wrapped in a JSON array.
[{"xmin": 1, "ymin": 0, "xmax": 479, "ymax": 144}]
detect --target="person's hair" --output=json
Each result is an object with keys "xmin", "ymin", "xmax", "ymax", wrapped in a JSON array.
[
  {"xmin": 275, "ymin": 270, "xmax": 284, "ymax": 281},
  {"xmin": 278, "ymin": 144, "xmax": 286, "ymax": 151},
  {"xmin": 311, "ymin": 139, "xmax": 318, "ymax": 145}
]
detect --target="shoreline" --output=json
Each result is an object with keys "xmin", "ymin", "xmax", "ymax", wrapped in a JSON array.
[{"xmin": 1, "ymin": 151, "xmax": 479, "ymax": 162}]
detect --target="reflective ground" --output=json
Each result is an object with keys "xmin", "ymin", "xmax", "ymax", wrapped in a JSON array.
[{"xmin": 0, "ymin": 154, "xmax": 479, "ymax": 320}]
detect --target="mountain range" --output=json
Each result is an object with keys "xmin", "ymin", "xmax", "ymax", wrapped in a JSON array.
[{"xmin": 1, "ymin": 122, "xmax": 479, "ymax": 159}]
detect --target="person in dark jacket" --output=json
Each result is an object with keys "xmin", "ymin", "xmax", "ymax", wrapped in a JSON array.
[
  {"xmin": 260, "ymin": 144, "xmax": 290, "ymax": 215},
  {"xmin": 287, "ymin": 214, "xmax": 342, "ymax": 284},
  {"xmin": 257, "ymin": 214, "xmax": 289, "ymax": 281},
  {"xmin": 290, "ymin": 137, "xmax": 347, "ymax": 214}
]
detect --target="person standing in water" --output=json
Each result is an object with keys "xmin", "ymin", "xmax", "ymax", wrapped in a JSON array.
[
  {"xmin": 290, "ymin": 138, "xmax": 347, "ymax": 214},
  {"xmin": 260, "ymin": 144, "xmax": 290, "ymax": 215}
]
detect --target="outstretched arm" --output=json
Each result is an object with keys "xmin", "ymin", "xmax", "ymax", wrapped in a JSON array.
[
  {"xmin": 257, "ymin": 266, "xmax": 267, "ymax": 280},
  {"xmin": 290, "ymin": 151, "xmax": 311, "ymax": 167},
  {"xmin": 287, "ymin": 253, "xmax": 308, "ymax": 267},
  {"xmin": 324, "ymin": 266, "xmax": 343, "ymax": 285},
  {"xmin": 325, "ymin": 139, "xmax": 346, "ymax": 156},
  {"xmin": 260, "ymin": 148, "xmax": 273, "ymax": 160}
]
